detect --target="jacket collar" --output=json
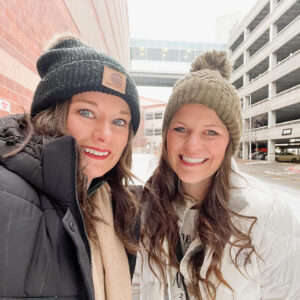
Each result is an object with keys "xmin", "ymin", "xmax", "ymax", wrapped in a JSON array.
[{"xmin": 39, "ymin": 134, "xmax": 105, "ymax": 203}]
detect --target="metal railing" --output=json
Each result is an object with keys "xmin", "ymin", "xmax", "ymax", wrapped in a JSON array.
[
  {"xmin": 274, "ymin": 119, "xmax": 300, "ymax": 128},
  {"xmin": 276, "ymin": 83, "xmax": 300, "ymax": 97},
  {"xmin": 243, "ymin": 119, "xmax": 300, "ymax": 134}
]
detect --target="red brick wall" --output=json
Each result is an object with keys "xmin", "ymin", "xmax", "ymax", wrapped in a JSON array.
[
  {"xmin": 0, "ymin": 0, "xmax": 80, "ymax": 117},
  {"xmin": 132, "ymin": 106, "xmax": 147, "ymax": 148}
]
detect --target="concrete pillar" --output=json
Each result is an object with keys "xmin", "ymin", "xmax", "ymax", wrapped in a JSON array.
[
  {"xmin": 244, "ymin": 27, "xmax": 250, "ymax": 40},
  {"xmin": 269, "ymin": 23, "xmax": 278, "ymax": 41},
  {"xmin": 243, "ymin": 73, "xmax": 250, "ymax": 87},
  {"xmin": 244, "ymin": 49, "xmax": 250, "ymax": 64},
  {"xmin": 270, "ymin": 0, "xmax": 277, "ymax": 13},
  {"xmin": 244, "ymin": 118, "xmax": 250, "ymax": 130},
  {"xmin": 268, "ymin": 110, "xmax": 276, "ymax": 128},
  {"xmin": 242, "ymin": 141, "xmax": 249, "ymax": 160},
  {"xmin": 268, "ymin": 81, "xmax": 276, "ymax": 99},
  {"xmin": 242, "ymin": 96, "xmax": 248, "ymax": 110},
  {"xmin": 269, "ymin": 52, "xmax": 277, "ymax": 70},
  {"xmin": 268, "ymin": 110, "xmax": 276, "ymax": 161},
  {"xmin": 268, "ymin": 139, "xmax": 276, "ymax": 161}
]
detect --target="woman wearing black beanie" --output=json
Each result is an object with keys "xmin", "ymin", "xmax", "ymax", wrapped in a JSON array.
[{"xmin": 0, "ymin": 34, "xmax": 140, "ymax": 300}]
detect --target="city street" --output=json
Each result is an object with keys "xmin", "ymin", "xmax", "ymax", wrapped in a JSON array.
[{"xmin": 237, "ymin": 160, "xmax": 300, "ymax": 193}]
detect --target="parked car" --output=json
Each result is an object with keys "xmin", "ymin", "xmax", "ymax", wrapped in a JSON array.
[
  {"xmin": 251, "ymin": 151, "xmax": 267, "ymax": 160},
  {"xmin": 275, "ymin": 152, "xmax": 300, "ymax": 162}
]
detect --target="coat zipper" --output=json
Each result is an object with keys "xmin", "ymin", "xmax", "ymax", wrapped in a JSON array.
[{"xmin": 73, "ymin": 143, "xmax": 93, "ymax": 279}]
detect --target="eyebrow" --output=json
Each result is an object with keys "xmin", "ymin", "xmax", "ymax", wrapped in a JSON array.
[
  {"xmin": 72, "ymin": 99, "xmax": 98, "ymax": 107},
  {"xmin": 73, "ymin": 99, "xmax": 131, "ymax": 116},
  {"xmin": 204, "ymin": 124, "xmax": 225, "ymax": 128},
  {"xmin": 172, "ymin": 120, "xmax": 225, "ymax": 128},
  {"xmin": 119, "ymin": 110, "xmax": 131, "ymax": 116},
  {"xmin": 171, "ymin": 120, "xmax": 187, "ymax": 126}
]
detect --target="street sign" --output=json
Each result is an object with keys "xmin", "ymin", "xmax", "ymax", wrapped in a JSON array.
[
  {"xmin": 0, "ymin": 99, "xmax": 10, "ymax": 112},
  {"xmin": 282, "ymin": 128, "xmax": 292, "ymax": 135}
]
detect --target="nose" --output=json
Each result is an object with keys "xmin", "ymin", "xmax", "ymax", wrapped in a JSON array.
[
  {"xmin": 184, "ymin": 132, "xmax": 204, "ymax": 150},
  {"xmin": 93, "ymin": 119, "xmax": 112, "ymax": 142}
]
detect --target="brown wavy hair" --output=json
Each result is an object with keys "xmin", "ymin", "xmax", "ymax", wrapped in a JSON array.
[
  {"xmin": 141, "ymin": 129, "xmax": 258, "ymax": 299},
  {"xmin": 4, "ymin": 99, "xmax": 138, "ymax": 254}
]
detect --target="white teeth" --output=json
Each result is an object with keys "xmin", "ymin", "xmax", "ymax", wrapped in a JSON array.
[
  {"xmin": 84, "ymin": 147, "xmax": 109, "ymax": 156},
  {"xmin": 182, "ymin": 155, "xmax": 206, "ymax": 163}
]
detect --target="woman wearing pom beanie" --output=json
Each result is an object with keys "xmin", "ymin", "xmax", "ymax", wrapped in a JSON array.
[
  {"xmin": 0, "ymin": 34, "xmax": 140, "ymax": 299},
  {"xmin": 132, "ymin": 50, "xmax": 300, "ymax": 300}
]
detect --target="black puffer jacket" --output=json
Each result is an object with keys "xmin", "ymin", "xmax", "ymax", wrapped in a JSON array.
[{"xmin": 0, "ymin": 114, "xmax": 137, "ymax": 299}]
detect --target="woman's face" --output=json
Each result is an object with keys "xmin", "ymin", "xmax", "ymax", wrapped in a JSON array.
[
  {"xmin": 166, "ymin": 104, "xmax": 229, "ymax": 187},
  {"xmin": 67, "ymin": 91, "xmax": 131, "ymax": 184}
]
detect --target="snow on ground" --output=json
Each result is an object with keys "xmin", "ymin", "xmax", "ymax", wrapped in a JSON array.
[{"xmin": 131, "ymin": 153, "xmax": 158, "ymax": 185}]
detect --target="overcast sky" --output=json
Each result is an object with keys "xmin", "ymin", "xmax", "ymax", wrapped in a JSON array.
[
  {"xmin": 128, "ymin": 0, "xmax": 258, "ymax": 43},
  {"xmin": 128, "ymin": 0, "xmax": 258, "ymax": 100}
]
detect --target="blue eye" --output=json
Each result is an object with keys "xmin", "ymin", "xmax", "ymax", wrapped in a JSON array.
[
  {"xmin": 78, "ymin": 109, "xmax": 94, "ymax": 118},
  {"xmin": 174, "ymin": 127, "xmax": 186, "ymax": 133},
  {"xmin": 113, "ymin": 119, "xmax": 126, "ymax": 126},
  {"xmin": 207, "ymin": 129, "xmax": 218, "ymax": 136}
]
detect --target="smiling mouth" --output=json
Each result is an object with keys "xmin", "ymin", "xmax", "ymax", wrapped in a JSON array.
[
  {"xmin": 83, "ymin": 147, "xmax": 111, "ymax": 159},
  {"xmin": 180, "ymin": 155, "xmax": 207, "ymax": 164}
]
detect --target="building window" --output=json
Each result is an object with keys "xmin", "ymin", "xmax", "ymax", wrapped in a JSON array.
[
  {"xmin": 154, "ymin": 112, "xmax": 163, "ymax": 119},
  {"xmin": 145, "ymin": 128, "xmax": 153, "ymax": 136},
  {"xmin": 154, "ymin": 128, "xmax": 162, "ymax": 136},
  {"xmin": 146, "ymin": 113, "xmax": 153, "ymax": 120}
]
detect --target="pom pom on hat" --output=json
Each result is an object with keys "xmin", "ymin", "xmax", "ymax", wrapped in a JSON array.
[
  {"xmin": 190, "ymin": 50, "xmax": 232, "ymax": 80},
  {"xmin": 162, "ymin": 50, "xmax": 242, "ymax": 155}
]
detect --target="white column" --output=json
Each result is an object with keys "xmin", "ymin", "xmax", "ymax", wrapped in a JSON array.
[
  {"xmin": 269, "ymin": 52, "xmax": 277, "ymax": 70},
  {"xmin": 243, "ymin": 73, "xmax": 250, "ymax": 87},
  {"xmin": 244, "ymin": 27, "xmax": 250, "ymax": 40},
  {"xmin": 268, "ymin": 139, "xmax": 276, "ymax": 161},
  {"xmin": 242, "ymin": 96, "xmax": 247, "ymax": 110},
  {"xmin": 244, "ymin": 49, "xmax": 250, "ymax": 64},
  {"xmin": 270, "ymin": 23, "xmax": 278, "ymax": 41},
  {"xmin": 268, "ymin": 110, "xmax": 276, "ymax": 128},
  {"xmin": 268, "ymin": 81, "xmax": 276, "ymax": 99},
  {"xmin": 242, "ymin": 141, "xmax": 249, "ymax": 160},
  {"xmin": 267, "ymin": 110, "xmax": 276, "ymax": 161},
  {"xmin": 270, "ymin": 0, "xmax": 277, "ymax": 13}
]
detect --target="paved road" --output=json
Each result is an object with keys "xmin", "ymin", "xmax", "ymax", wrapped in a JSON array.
[{"xmin": 237, "ymin": 160, "xmax": 300, "ymax": 193}]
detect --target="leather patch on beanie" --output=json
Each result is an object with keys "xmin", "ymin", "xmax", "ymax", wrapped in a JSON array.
[{"xmin": 102, "ymin": 66, "xmax": 126, "ymax": 94}]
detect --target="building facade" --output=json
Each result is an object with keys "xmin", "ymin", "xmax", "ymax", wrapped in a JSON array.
[
  {"xmin": 228, "ymin": 0, "xmax": 300, "ymax": 160},
  {"xmin": 0, "ymin": 0, "xmax": 131, "ymax": 117},
  {"xmin": 130, "ymin": 39, "xmax": 226, "ymax": 87},
  {"xmin": 132, "ymin": 96, "xmax": 166, "ymax": 153}
]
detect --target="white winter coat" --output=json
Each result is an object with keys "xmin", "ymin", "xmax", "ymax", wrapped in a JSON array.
[{"xmin": 132, "ymin": 160, "xmax": 300, "ymax": 300}]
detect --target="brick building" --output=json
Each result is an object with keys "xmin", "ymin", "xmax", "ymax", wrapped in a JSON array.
[{"xmin": 0, "ymin": 0, "xmax": 131, "ymax": 117}]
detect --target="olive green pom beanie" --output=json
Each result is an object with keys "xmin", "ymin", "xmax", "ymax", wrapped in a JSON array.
[{"xmin": 162, "ymin": 50, "xmax": 242, "ymax": 154}]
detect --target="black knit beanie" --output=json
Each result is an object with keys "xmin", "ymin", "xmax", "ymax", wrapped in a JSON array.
[{"xmin": 31, "ymin": 36, "xmax": 140, "ymax": 134}]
